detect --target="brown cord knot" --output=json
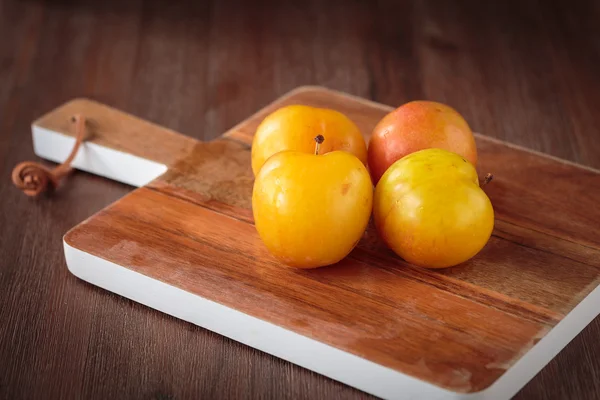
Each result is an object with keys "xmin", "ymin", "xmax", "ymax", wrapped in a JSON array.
[
  {"xmin": 12, "ymin": 162, "xmax": 58, "ymax": 197},
  {"xmin": 12, "ymin": 114, "xmax": 87, "ymax": 197}
]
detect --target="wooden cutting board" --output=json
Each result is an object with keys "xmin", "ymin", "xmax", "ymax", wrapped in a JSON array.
[{"xmin": 32, "ymin": 87, "xmax": 600, "ymax": 400}]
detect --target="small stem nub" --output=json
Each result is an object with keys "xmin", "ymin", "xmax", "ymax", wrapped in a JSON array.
[
  {"xmin": 482, "ymin": 173, "xmax": 494, "ymax": 186},
  {"xmin": 314, "ymin": 135, "xmax": 325, "ymax": 155}
]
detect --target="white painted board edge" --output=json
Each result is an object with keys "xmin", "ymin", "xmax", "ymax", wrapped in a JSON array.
[{"xmin": 32, "ymin": 125, "xmax": 167, "ymax": 187}]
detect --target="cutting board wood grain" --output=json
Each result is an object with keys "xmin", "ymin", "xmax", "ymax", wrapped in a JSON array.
[{"xmin": 32, "ymin": 87, "xmax": 600, "ymax": 400}]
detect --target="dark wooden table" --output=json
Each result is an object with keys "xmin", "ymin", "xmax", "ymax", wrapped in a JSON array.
[{"xmin": 1, "ymin": 0, "xmax": 599, "ymax": 399}]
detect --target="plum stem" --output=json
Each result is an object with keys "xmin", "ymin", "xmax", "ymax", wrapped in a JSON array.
[
  {"xmin": 314, "ymin": 135, "xmax": 325, "ymax": 155},
  {"xmin": 482, "ymin": 173, "xmax": 494, "ymax": 186}
]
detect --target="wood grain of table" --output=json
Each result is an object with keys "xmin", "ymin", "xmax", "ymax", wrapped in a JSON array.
[{"xmin": 1, "ymin": 0, "xmax": 599, "ymax": 399}]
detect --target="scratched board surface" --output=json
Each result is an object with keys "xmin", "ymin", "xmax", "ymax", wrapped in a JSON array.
[{"xmin": 36, "ymin": 87, "xmax": 600, "ymax": 394}]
